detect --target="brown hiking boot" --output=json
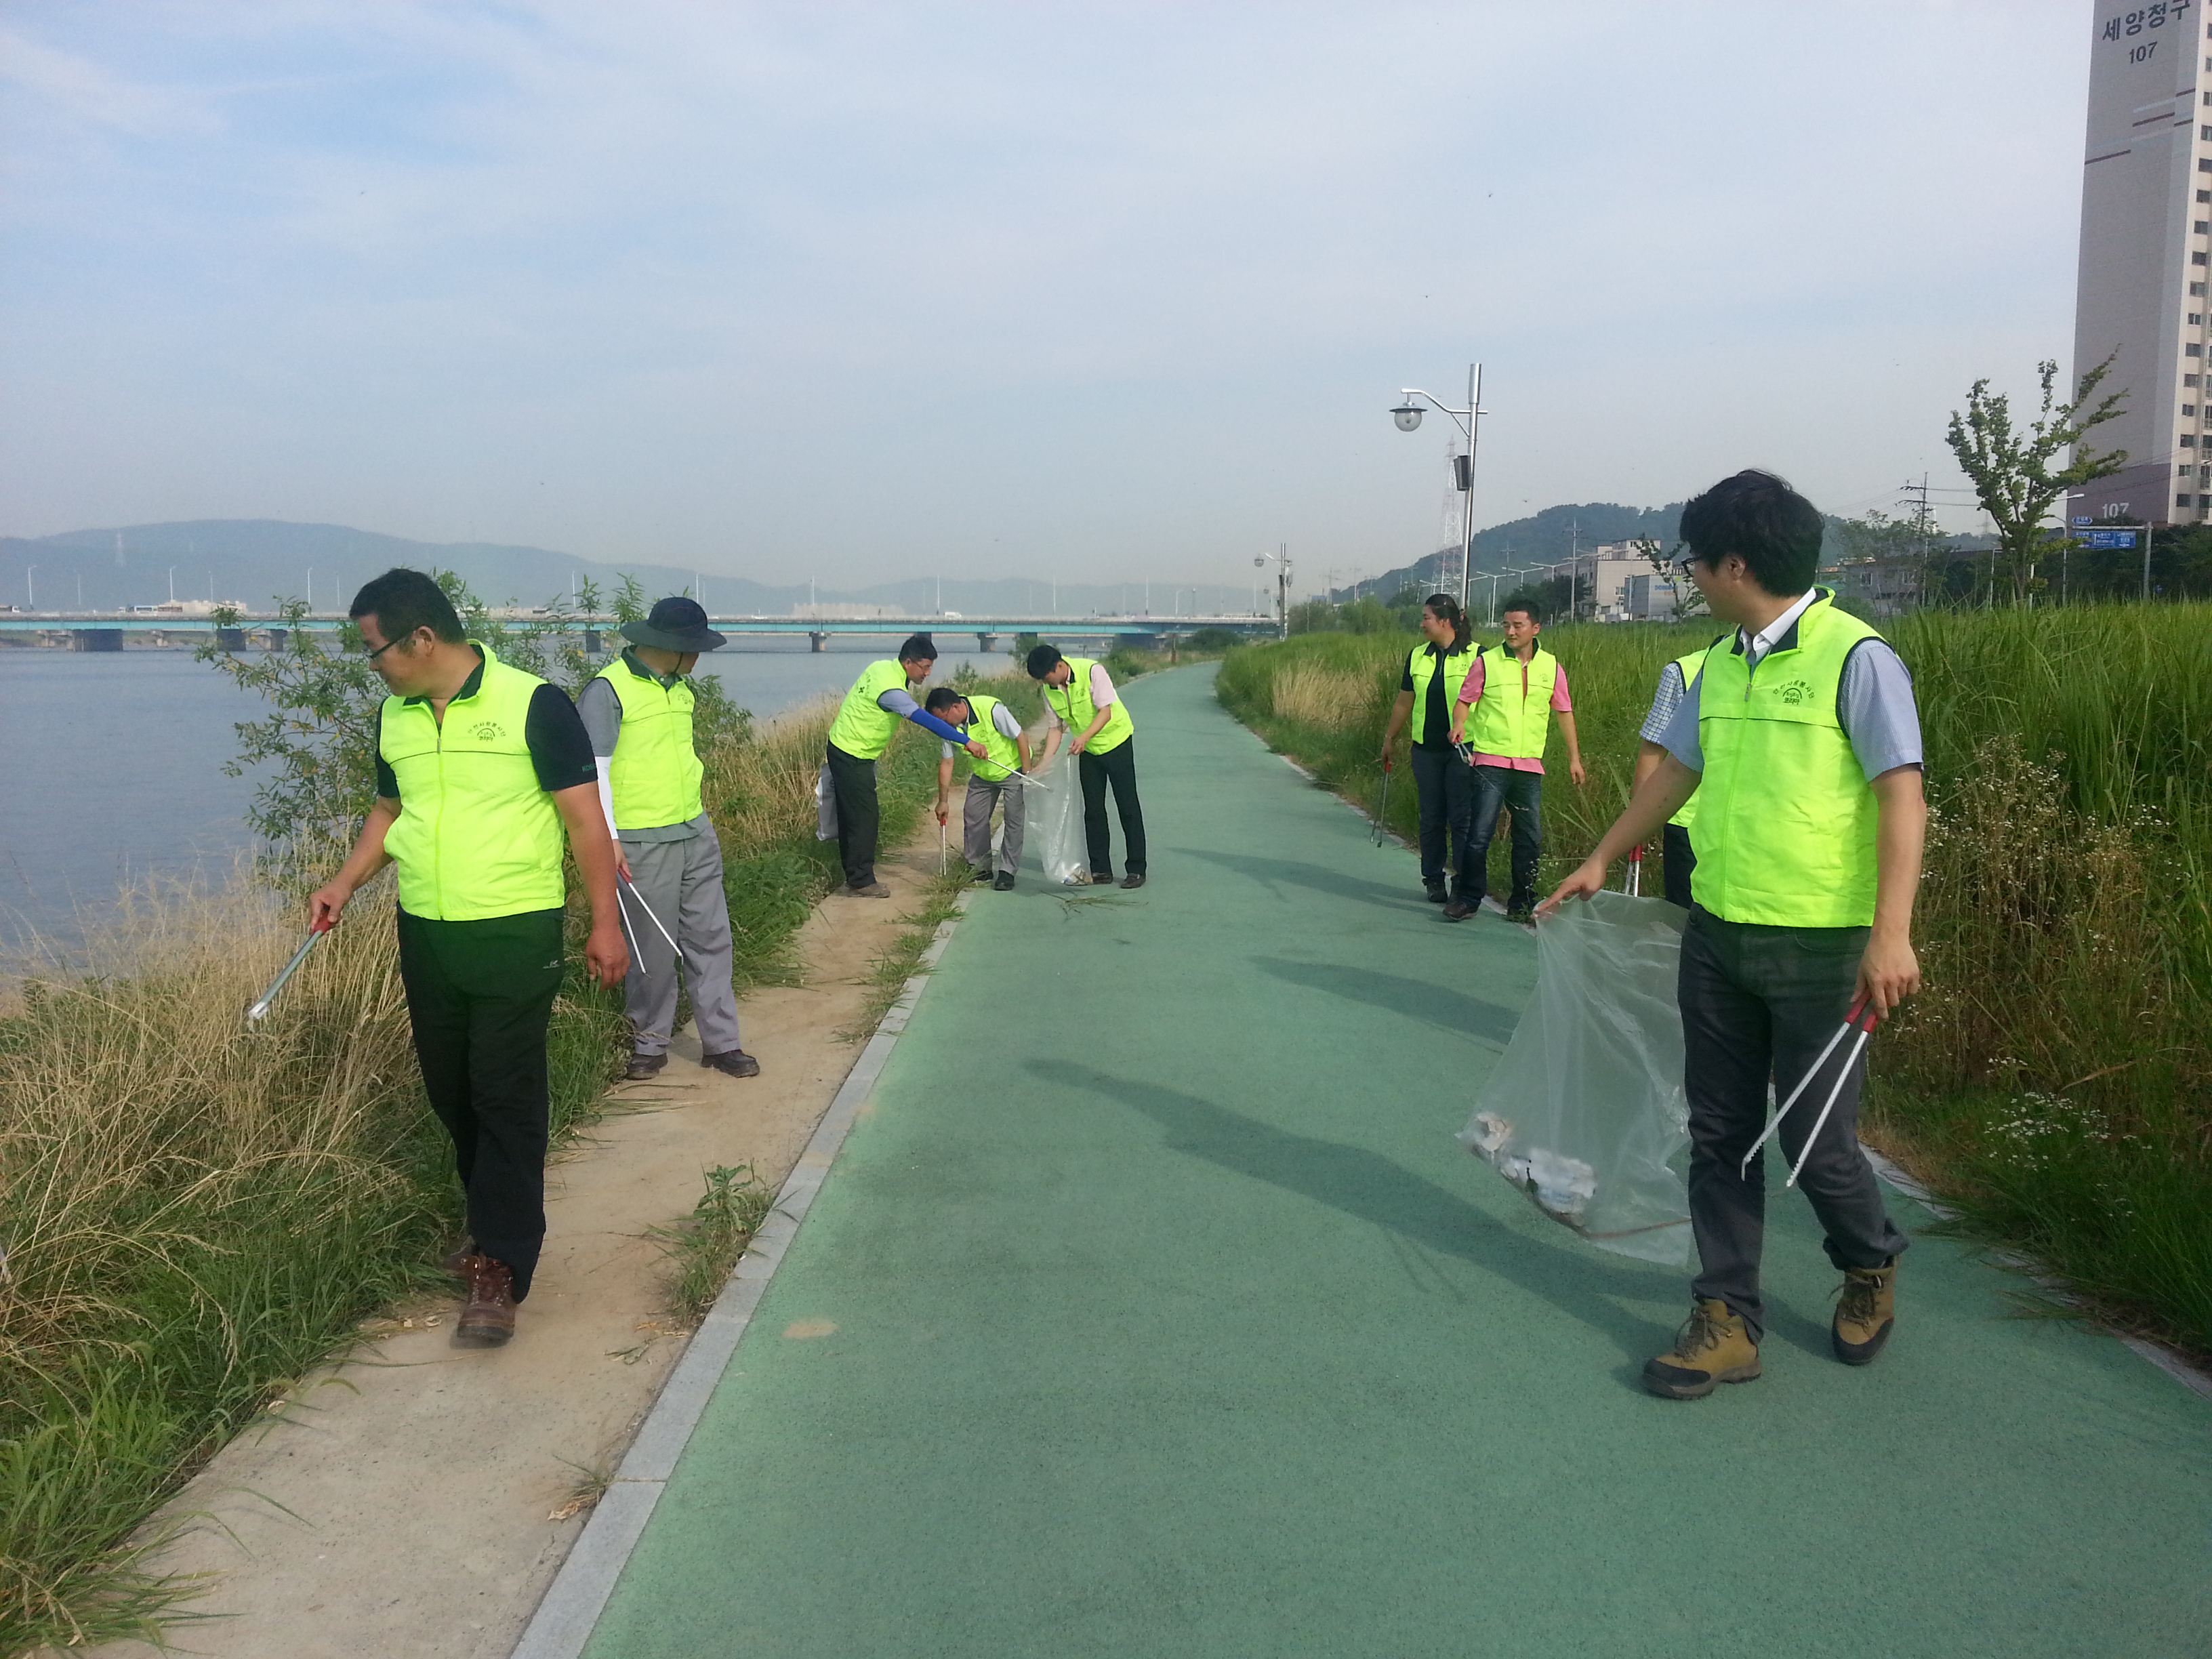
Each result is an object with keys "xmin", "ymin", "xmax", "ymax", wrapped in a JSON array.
[
  {"xmin": 1643, "ymin": 1298, "xmax": 1761, "ymax": 1399},
  {"xmin": 453, "ymin": 1254, "xmax": 516, "ymax": 1347},
  {"xmin": 846, "ymin": 880, "xmax": 892, "ymax": 898},
  {"xmin": 1832, "ymin": 1261, "xmax": 1898, "ymax": 1366},
  {"xmin": 440, "ymin": 1240, "xmax": 474, "ymax": 1277}
]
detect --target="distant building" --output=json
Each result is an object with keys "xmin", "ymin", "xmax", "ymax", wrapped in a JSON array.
[
  {"xmin": 1587, "ymin": 542, "xmax": 1684, "ymax": 622},
  {"xmin": 2074, "ymin": 0, "xmax": 2212, "ymax": 526}
]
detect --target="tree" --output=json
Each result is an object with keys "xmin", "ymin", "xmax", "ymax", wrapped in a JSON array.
[
  {"xmin": 1944, "ymin": 356, "xmax": 2126, "ymax": 606},
  {"xmin": 1629, "ymin": 533, "xmax": 1708, "ymax": 619}
]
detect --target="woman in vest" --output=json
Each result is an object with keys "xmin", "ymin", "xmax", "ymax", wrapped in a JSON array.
[
  {"xmin": 577, "ymin": 596, "xmax": 760, "ymax": 1083},
  {"xmin": 825, "ymin": 634, "xmax": 990, "ymax": 896},
  {"xmin": 1027, "ymin": 643, "xmax": 1146, "ymax": 888},
  {"xmin": 1378, "ymin": 594, "xmax": 1479, "ymax": 906},
  {"xmin": 1541, "ymin": 470, "xmax": 1925, "ymax": 1401},
  {"xmin": 926, "ymin": 684, "xmax": 1033, "ymax": 890},
  {"xmin": 310, "ymin": 568, "xmax": 626, "ymax": 1349}
]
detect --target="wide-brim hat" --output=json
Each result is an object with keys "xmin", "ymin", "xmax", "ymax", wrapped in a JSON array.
[{"xmin": 621, "ymin": 596, "xmax": 725, "ymax": 653}]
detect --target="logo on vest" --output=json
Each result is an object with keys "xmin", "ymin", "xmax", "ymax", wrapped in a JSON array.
[
  {"xmin": 1771, "ymin": 679, "xmax": 1812, "ymax": 707},
  {"xmin": 470, "ymin": 720, "xmax": 507, "ymax": 741}
]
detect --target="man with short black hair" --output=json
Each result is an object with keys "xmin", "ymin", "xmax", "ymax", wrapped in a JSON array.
[
  {"xmin": 1027, "ymin": 643, "xmax": 1146, "ymax": 889},
  {"xmin": 1446, "ymin": 600, "xmax": 1584, "ymax": 924},
  {"xmin": 825, "ymin": 634, "xmax": 988, "ymax": 896},
  {"xmin": 926, "ymin": 685, "xmax": 1031, "ymax": 890},
  {"xmin": 310, "ymin": 567, "xmax": 626, "ymax": 1349},
  {"xmin": 577, "ymin": 596, "xmax": 760, "ymax": 1083},
  {"xmin": 1543, "ymin": 470, "xmax": 1926, "ymax": 1400}
]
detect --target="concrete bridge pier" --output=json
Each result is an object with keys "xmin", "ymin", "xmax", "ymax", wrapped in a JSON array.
[
  {"xmin": 70, "ymin": 628, "xmax": 123, "ymax": 652},
  {"xmin": 583, "ymin": 630, "xmax": 602, "ymax": 655},
  {"xmin": 809, "ymin": 632, "xmax": 830, "ymax": 653},
  {"xmin": 262, "ymin": 628, "xmax": 289, "ymax": 651},
  {"xmin": 1122, "ymin": 632, "xmax": 1164, "ymax": 653},
  {"xmin": 975, "ymin": 632, "xmax": 998, "ymax": 653},
  {"xmin": 216, "ymin": 628, "xmax": 247, "ymax": 652}
]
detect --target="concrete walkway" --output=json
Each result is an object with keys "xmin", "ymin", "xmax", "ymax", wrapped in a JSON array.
[{"xmin": 574, "ymin": 664, "xmax": 2210, "ymax": 1659}]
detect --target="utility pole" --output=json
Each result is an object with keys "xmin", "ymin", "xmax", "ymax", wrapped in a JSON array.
[{"xmin": 1899, "ymin": 475, "xmax": 1936, "ymax": 609}]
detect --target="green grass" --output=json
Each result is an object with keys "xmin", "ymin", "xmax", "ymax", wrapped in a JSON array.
[
  {"xmin": 1218, "ymin": 607, "xmax": 2212, "ymax": 1361},
  {"xmin": 652, "ymin": 1165, "xmax": 777, "ymax": 1328}
]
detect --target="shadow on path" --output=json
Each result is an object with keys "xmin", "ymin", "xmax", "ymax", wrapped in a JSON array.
[
  {"xmin": 1173, "ymin": 846, "xmax": 1420, "ymax": 907},
  {"xmin": 1251, "ymin": 956, "xmax": 1519, "ymax": 1047},
  {"xmin": 1030, "ymin": 1059, "xmax": 1675, "ymax": 1376}
]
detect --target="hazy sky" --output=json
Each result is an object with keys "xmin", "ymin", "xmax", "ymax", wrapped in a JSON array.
[{"xmin": 2, "ymin": 2, "xmax": 2085, "ymax": 589}]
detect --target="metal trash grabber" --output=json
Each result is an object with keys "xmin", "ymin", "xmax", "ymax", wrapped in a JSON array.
[
  {"xmin": 615, "ymin": 869, "xmax": 680, "ymax": 956},
  {"xmin": 1625, "ymin": 842, "xmax": 1643, "ymax": 897},
  {"xmin": 939, "ymin": 813, "xmax": 947, "ymax": 876},
  {"xmin": 1740, "ymin": 998, "xmax": 1883, "ymax": 1188},
  {"xmin": 1372, "ymin": 757, "xmax": 1393, "ymax": 846},
  {"xmin": 969, "ymin": 752, "xmax": 1053, "ymax": 789},
  {"xmin": 245, "ymin": 918, "xmax": 332, "ymax": 1022}
]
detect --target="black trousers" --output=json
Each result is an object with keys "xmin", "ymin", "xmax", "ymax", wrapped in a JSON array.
[
  {"xmin": 1078, "ymin": 739, "xmax": 1147, "ymax": 878},
  {"xmin": 395, "ymin": 907, "xmax": 567, "ymax": 1299},
  {"xmin": 1467, "ymin": 764, "xmax": 1544, "ymax": 907},
  {"xmin": 1678, "ymin": 907, "xmax": 1909, "ymax": 1338},
  {"xmin": 1662, "ymin": 821, "xmax": 1696, "ymax": 909},
  {"xmin": 1410, "ymin": 742, "xmax": 1476, "ymax": 898},
  {"xmin": 825, "ymin": 741, "xmax": 882, "ymax": 888}
]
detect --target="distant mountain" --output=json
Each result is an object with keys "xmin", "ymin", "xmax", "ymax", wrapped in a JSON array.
[{"xmin": 1324, "ymin": 501, "xmax": 1685, "ymax": 602}]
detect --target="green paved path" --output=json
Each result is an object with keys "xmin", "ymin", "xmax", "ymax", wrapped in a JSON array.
[{"xmin": 584, "ymin": 665, "xmax": 2211, "ymax": 1659}]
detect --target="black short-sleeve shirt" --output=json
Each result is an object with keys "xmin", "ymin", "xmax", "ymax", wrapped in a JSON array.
[{"xmin": 373, "ymin": 657, "xmax": 598, "ymax": 800}]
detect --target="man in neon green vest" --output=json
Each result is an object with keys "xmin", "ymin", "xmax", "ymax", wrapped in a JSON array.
[
  {"xmin": 1633, "ymin": 641, "xmax": 1721, "ymax": 907},
  {"xmin": 577, "ymin": 596, "xmax": 760, "ymax": 1084},
  {"xmin": 824, "ymin": 634, "xmax": 989, "ymax": 896},
  {"xmin": 1544, "ymin": 471, "xmax": 1925, "ymax": 1399},
  {"xmin": 310, "ymin": 569, "xmax": 626, "ymax": 1348},
  {"xmin": 1027, "ymin": 642, "xmax": 1146, "ymax": 888},
  {"xmin": 1445, "ymin": 602, "xmax": 1585, "ymax": 924},
  {"xmin": 926, "ymin": 684, "xmax": 1033, "ymax": 890}
]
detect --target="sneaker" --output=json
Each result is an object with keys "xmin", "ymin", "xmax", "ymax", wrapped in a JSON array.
[
  {"xmin": 453, "ymin": 1254, "xmax": 517, "ymax": 1348},
  {"xmin": 993, "ymin": 872, "xmax": 1015, "ymax": 890},
  {"xmin": 846, "ymin": 881, "xmax": 892, "ymax": 898},
  {"xmin": 1441, "ymin": 898, "xmax": 1476, "ymax": 922},
  {"xmin": 701, "ymin": 1048, "xmax": 762, "ymax": 1079},
  {"xmin": 625, "ymin": 1052, "xmax": 667, "ymax": 1081},
  {"xmin": 1120, "ymin": 873, "xmax": 1146, "ymax": 890},
  {"xmin": 1832, "ymin": 1261, "xmax": 1898, "ymax": 1366},
  {"xmin": 1643, "ymin": 1298, "xmax": 1761, "ymax": 1399},
  {"xmin": 1425, "ymin": 883, "xmax": 1448, "ymax": 904}
]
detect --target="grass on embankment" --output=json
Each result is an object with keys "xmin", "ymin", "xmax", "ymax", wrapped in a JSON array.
[
  {"xmin": 1217, "ymin": 608, "xmax": 2212, "ymax": 1362},
  {"xmin": 0, "ymin": 654, "xmax": 1042, "ymax": 1654}
]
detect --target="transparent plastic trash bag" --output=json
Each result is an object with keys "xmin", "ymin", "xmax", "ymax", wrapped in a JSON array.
[
  {"xmin": 1025, "ymin": 721, "xmax": 1090, "ymax": 885},
  {"xmin": 1458, "ymin": 888, "xmax": 1692, "ymax": 1264}
]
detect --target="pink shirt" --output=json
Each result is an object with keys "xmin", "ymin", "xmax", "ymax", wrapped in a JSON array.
[
  {"xmin": 1042, "ymin": 662, "xmax": 1118, "ymax": 730},
  {"xmin": 1454, "ymin": 653, "xmax": 1573, "ymax": 773}
]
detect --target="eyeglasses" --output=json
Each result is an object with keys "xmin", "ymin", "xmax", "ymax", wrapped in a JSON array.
[{"xmin": 364, "ymin": 633, "xmax": 409, "ymax": 661}]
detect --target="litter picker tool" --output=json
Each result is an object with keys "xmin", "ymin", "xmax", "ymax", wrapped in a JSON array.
[
  {"xmin": 245, "ymin": 918, "xmax": 331, "ymax": 1022},
  {"xmin": 615, "ymin": 870, "xmax": 680, "ymax": 956},
  {"xmin": 1624, "ymin": 843, "xmax": 1643, "ymax": 897},
  {"xmin": 970, "ymin": 752, "xmax": 1052, "ymax": 788},
  {"xmin": 939, "ymin": 813, "xmax": 947, "ymax": 875},
  {"xmin": 1741, "ymin": 998, "xmax": 1883, "ymax": 1189},
  {"xmin": 1372, "ymin": 757, "xmax": 1392, "ymax": 846}
]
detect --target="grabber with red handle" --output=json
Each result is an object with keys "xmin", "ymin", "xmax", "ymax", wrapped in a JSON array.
[
  {"xmin": 245, "ymin": 916, "xmax": 333, "ymax": 1023},
  {"xmin": 1625, "ymin": 842, "xmax": 1643, "ymax": 898},
  {"xmin": 1740, "ymin": 998, "xmax": 1883, "ymax": 1188}
]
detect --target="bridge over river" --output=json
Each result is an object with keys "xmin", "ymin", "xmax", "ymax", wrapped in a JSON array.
[{"xmin": 0, "ymin": 612, "xmax": 1282, "ymax": 652}]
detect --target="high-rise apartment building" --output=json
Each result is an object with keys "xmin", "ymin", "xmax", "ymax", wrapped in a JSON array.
[{"xmin": 2074, "ymin": 0, "xmax": 2211, "ymax": 524}]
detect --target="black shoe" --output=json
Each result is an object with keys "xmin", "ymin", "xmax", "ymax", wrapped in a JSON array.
[
  {"xmin": 993, "ymin": 872, "xmax": 1015, "ymax": 890},
  {"xmin": 1120, "ymin": 872, "xmax": 1147, "ymax": 890},
  {"xmin": 625, "ymin": 1052, "xmax": 668, "ymax": 1081},
  {"xmin": 1425, "ymin": 883, "xmax": 1448, "ymax": 904},
  {"xmin": 701, "ymin": 1048, "xmax": 762, "ymax": 1079},
  {"xmin": 1505, "ymin": 903, "xmax": 1536, "ymax": 926},
  {"xmin": 970, "ymin": 865, "xmax": 994, "ymax": 884},
  {"xmin": 1441, "ymin": 899, "xmax": 1476, "ymax": 922}
]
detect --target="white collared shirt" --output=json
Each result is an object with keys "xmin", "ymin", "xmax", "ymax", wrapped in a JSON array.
[{"xmin": 1741, "ymin": 588, "xmax": 1820, "ymax": 668}]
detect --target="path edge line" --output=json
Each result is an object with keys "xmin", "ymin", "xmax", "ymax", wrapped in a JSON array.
[{"xmin": 509, "ymin": 890, "xmax": 977, "ymax": 1659}]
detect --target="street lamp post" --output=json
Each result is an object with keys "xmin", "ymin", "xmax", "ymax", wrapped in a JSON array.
[
  {"xmin": 1389, "ymin": 363, "xmax": 1486, "ymax": 613},
  {"xmin": 1254, "ymin": 546, "xmax": 1292, "ymax": 639}
]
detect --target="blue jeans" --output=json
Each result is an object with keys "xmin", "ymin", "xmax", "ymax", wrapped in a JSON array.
[
  {"xmin": 1409, "ymin": 743, "xmax": 1475, "ymax": 897},
  {"xmin": 1468, "ymin": 764, "xmax": 1544, "ymax": 909}
]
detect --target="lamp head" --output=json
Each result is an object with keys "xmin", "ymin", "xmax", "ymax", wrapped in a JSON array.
[
  {"xmin": 1254, "ymin": 556, "xmax": 1266, "ymax": 568},
  {"xmin": 1391, "ymin": 401, "xmax": 1423, "ymax": 432}
]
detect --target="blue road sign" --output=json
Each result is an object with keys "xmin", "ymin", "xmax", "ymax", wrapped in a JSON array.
[{"xmin": 2077, "ymin": 529, "xmax": 2139, "ymax": 549}]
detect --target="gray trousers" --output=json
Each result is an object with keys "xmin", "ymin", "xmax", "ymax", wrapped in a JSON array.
[
  {"xmin": 1679, "ymin": 907, "xmax": 1908, "ymax": 1339},
  {"xmin": 963, "ymin": 775, "xmax": 1025, "ymax": 872},
  {"xmin": 619, "ymin": 826, "xmax": 744, "ymax": 1058}
]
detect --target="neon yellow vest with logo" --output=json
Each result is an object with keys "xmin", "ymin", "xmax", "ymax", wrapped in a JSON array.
[
  {"xmin": 1464, "ymin": 644, "xmax": 1559, "ymax": 760},
  {"xmin": 594, "ymin": 653, "xmax": 703, "ymax": 830},
  {"xmin": 828, "ymin": 660, "xmax": 911, "ymax": 760},
  {"xmin": 958, "ymin": 691, "xmax": 1022, "ymax": 778},
  {"xmin": 1406, "ymin": 642, "xmax": 1475, "ymax": 744},
  {"xmin": 379, "ymin": 643, "xmax": 567, "ymax": 921},
  {"xmin": 1690, "ymin": 594, "xmax": 1882, "ymax": 928},
  {"xmin": 1050, "ymin": 657, "xmax": 1134, "ymax": 754},
  {"xmin": 1666, "ymin": 644, "xmax": 1716, "ymax": 832}
]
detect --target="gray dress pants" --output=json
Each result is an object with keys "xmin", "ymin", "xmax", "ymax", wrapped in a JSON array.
[
  {"xmin": 619, "ymin": 825, "xmax": 744, "ymax": 1058},
  {"xmin": 963, "ymin": 775, "xmax": 1025, "ymax": 872}
]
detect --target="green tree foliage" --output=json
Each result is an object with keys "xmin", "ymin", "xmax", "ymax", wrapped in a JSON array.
[{"xmin": 1946, "ymin": 356, "xmax": 2126, "ymax": 605}]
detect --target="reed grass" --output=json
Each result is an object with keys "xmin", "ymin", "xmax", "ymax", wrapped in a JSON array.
[{"xmin": 1218, "ymin": 605, "xmax": 2212, "ymax": 1359}]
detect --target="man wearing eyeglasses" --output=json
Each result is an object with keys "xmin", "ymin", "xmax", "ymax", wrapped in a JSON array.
[{"xmin": 309, "ymin": 568, "xmax": 627, "ymax": 1350}]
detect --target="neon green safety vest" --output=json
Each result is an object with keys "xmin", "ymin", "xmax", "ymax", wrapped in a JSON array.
[
  {"xmin": 1049, "ymin": 657, "xmax": 1135, "ymax": 754},
  {"xmin": 828, "ymin": 660, "xmax": 912, "ymax": 760},
  {"xmin": 1463, "ymin": 644, "xmax": 1559, "ymax": 760},
  {"xmin": 378, "ymin": 642, "xmax": 567, "ymax": 922},
  {"xmin": 1690, "ymin": 592, "xmax": 1883, "ymax": 928},
  {"xmin": 1666, "ymin": 644, "xmax": 1717, "ymax": 832},
  {"xmin": 594, "ymin": 653, "xmax": 703, "ymax": 830},
  {"xmin": 1406, "ymin": 642, "xmax": 1475, "ymax": 743},
  {"xmin": 956, "ymin": 691, "xmax": 1022, "ymax": 779}
]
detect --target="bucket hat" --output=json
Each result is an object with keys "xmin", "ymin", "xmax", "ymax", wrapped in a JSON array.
[{"xmin": 620, "ymin": 596, "xmax": 726, "ymax": 653}]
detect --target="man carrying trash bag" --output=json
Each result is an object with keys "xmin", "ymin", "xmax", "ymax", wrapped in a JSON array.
[
  {"xmin": 310, "ymin": 568, "xmax": 627, "ymax": 1348},
  {"xmin": 1027, "ymin": 643, "xmax": 1147, "ymax": 889},
  {"xmin": 1543, "ymin": 470, "xmax": 1925, "ymax": 1400},
  {"xmin": 824, "ymin": 634, "xmax": 990, "ymax": 897},
  {"xmin": 926, "ymin": 684, "xmax": 1032, "ymax": 890},
  {"xmin": 576, "ymin": 596, "xmax": 761, "ymax": 1084}
]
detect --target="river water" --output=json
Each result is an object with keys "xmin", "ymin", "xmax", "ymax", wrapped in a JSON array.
[{"xmin": 0, "ymin": 642, "xmax": 1009, "ymax": 945}]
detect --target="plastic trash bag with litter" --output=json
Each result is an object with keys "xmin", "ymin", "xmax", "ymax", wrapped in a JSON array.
[
  {"xmin": 1458, "ymin": 888, "xmax": 1692, "ymax": 1264},
  {"xmin": 1024, "ymin": 720, "xmax": 1090, "ymax": 885}
]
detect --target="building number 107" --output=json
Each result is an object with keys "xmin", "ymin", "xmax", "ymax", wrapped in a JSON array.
[{"xmin": 2133, "ymin": 37, "xmax": 2158, "ymax": 61}]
